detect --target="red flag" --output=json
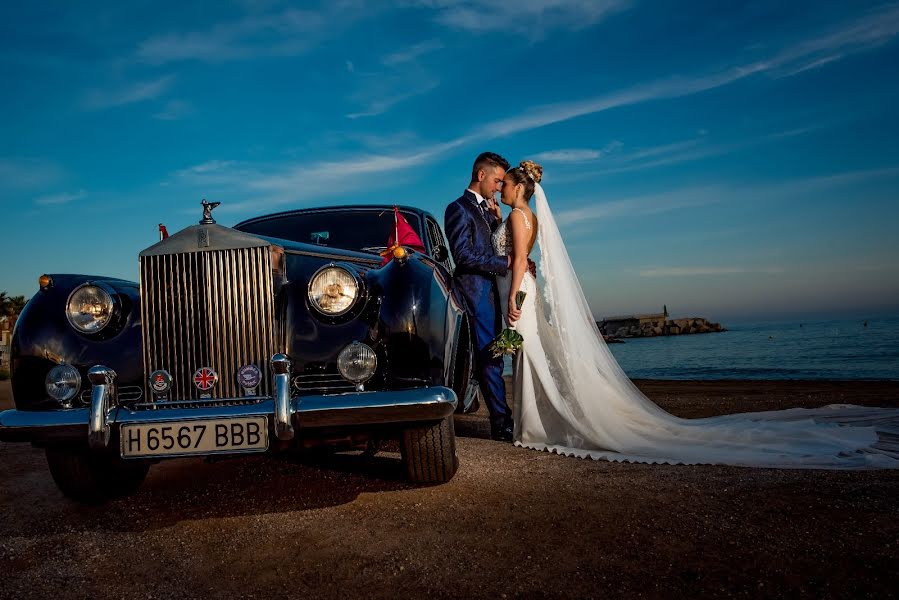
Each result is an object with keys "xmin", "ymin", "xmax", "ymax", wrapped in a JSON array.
[
  {"xmin": 380, "ymin": 207, "xmax": 425, "ymax": 265},
  {"xmin": 158, "ymin": 223, "xmax": 169, "ymax": 240}
]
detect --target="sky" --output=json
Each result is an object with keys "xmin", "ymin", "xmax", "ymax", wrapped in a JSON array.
[{"xmin": 2, "ymin": 0, "xmax": 898, "ymax": 322}]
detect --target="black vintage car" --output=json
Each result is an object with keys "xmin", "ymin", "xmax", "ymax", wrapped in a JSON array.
[{"xmin": 0, "ymin": 202, "xmax": 478, "ymax": 502}]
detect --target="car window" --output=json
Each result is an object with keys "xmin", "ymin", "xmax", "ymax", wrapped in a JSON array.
[{"xmin": 236, "ymin": 210, "xmax": 424, "ymax": 254}]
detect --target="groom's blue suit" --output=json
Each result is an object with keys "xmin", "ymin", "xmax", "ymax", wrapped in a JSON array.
[{"xmin": 445, "ymin": 190, "xmax": 512, "ymax": 432}]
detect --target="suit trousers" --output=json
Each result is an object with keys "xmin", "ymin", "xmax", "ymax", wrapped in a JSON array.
[{"xmin": 470, "ymin": 303, "xmax": 511, "ymax": 431}]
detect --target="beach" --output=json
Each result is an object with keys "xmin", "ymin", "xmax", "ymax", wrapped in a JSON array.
[{"xmin": 1, "ymin": 378, "xmax": 897, "ymax": 598}]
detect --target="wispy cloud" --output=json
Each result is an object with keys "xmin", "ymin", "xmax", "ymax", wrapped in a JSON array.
[
  {"xmin": 417, "ymin": 0, "xmax": 630, "ymax": 36},
  {"xmin": 33, "ymin": 189, "xmax": 87, "ymax": 206},
  {"xmin": 532, "ymin": 142, "xmax": 622, "ymax": 163},
  {"xmin": 638, "ymin": 266, "xmax": 785, "ymax": 277},
  {"xmin": 555, "ymin": 186, "xmax": 724, "ymax": 225},
  {"xmin": 764, "ymin": 4, "xmax": 899, "ymax": 77},
  {"xmin": 168, "ymin": 7, "xmax": 899, "ymax": 213},
  {"xmin": 346, "ymin": 78, "xmax": 440, "ymax": 119},
  {"xmin": 153, "ymin": 99, "xmax": 194, "ymax": 120},
  {"xmin": 453, "ymin": 4, "xmax": 899, "ymax": 140},
  {"xmin": 136, "ymin": 9, "xmax": 327, "ymax": 64},
  {"xmin": 82, "ymin": 76, "xmax": 174, "ymax": 110},
  {"xmin": 0, "ymin": 158, "xmax": 65, "ymax": 190},
  {"xmin": 176, "ymin": 160, "xmax": 236, "ymax": 177},
  {"xmin": 382, "ymin": 39, "xmax": 444, "ymax": 66}
]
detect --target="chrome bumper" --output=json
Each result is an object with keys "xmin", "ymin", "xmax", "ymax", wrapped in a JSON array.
[{"xmin": 0, "ymin": 358, "xmax": 457, "ymax": 446}]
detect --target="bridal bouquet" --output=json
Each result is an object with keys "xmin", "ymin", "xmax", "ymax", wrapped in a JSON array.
[{"xmin": 488, "ymin": 291, "xmax": 527, "ymax": 358}]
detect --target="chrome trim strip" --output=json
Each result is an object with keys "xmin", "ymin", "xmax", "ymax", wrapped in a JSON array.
[{"xmin": 87, "ymin": 366, "xmax": 116, "ymax": 449}]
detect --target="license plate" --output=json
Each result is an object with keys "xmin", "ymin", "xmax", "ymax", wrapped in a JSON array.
[{"xmin": 120, "ymin": 417, "xmax": 268, "ymax": 458}]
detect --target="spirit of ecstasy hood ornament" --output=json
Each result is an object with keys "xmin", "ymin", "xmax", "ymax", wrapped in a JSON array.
[{"xmin": 200, "ymin": 198, "xmax": 221, "ymax": 224}]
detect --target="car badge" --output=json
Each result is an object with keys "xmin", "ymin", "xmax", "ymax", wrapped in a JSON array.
[
  {"xmin": 237, "ymin": 364, "xmax": 262, "ymax": 395},
  {"xmin": 193, "ymin": 367, "xmax": 218, "ymax": 395},
  {"xmin": 149, "ymin": 369, "xmax": 173, "ymax": 400}
]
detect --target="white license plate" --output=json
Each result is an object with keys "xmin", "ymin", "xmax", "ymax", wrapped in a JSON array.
[{"xmin": 120, "ymin": 417, "xmax": 268, "ymax": 458}]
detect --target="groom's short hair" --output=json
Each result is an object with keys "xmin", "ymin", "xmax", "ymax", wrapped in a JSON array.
[{"xmin": 471, "ymin": 152, "xmax": 510, "ymax": 180}]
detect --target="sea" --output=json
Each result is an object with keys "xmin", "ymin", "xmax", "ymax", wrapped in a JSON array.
[{"xmin": 504, "ymin": 315, "xmax": 899, "ymax": 380}]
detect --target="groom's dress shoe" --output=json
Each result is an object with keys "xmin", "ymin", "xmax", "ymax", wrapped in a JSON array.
[{"xmin": 491, "ymin": 425, "xmax": 513, "ymax": 442}]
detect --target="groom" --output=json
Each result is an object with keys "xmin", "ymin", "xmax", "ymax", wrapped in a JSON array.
[{"xmin": 444, "ymin": 152, "xmax": 517, "ymax": 442}]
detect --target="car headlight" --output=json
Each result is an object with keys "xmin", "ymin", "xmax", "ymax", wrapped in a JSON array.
[
  {"xmin": 66, "ymin": 284, "xmax": 114, "ymax": 333},
  {"xmin": 45, "ymin": 364, "xmax": 81, "ymax": 404},
  {"xmin": 308, "ymin": 266, "xmax": 360, "ymax": 316},
  {"xmin": 337, "ymin": 342, "xmax": 377, "ymax": 384}
]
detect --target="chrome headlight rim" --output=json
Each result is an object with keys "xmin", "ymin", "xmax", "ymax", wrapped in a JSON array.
[
  {"xmin": 45, "ymin": 363, "xmax": 82, "ymax": 404},
  {"xmin": 307, "ymin": 263, "xmax": 364, "ymax": 317},
  {"xmin": 65, "ymin": 282, "xmax": 118, "ymax": 334}
]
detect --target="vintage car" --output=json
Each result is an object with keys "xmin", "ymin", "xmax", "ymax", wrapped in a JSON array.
[{"xmin": 0, "ymin": 201, "xmax": 478, "ymax": 502}]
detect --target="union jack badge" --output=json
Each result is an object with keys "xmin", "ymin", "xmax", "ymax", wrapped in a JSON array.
[{"xmin": 193, "ymin": 367, "xmax": 218, "ymax": 391}]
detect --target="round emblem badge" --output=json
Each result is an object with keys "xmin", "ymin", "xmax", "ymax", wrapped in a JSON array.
[
  {"xmin": 193, "ymin": 367, "xmax": 218, "ymax": 391},
  {"xmin": 237, "ymin": 364, "xmax": 262, "ymax": 390},
  {"xmin": 149, "ymin": 369, "xmax": 173, "ymax": 394}
]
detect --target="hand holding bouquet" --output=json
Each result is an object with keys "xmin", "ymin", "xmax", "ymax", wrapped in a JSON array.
[{"xmin": 488, "ymin": 291, "xmax": 527, "ymax": 358}]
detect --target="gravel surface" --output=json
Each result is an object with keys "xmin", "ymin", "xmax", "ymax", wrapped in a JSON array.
[{"xmin": 1, "ymin": 379, "xmax": 897, "ymax": 599}]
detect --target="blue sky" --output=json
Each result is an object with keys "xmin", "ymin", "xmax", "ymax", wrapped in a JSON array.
[{"xmin": 2, "ymin": 0, "xmax": 898, "ymax": 322}]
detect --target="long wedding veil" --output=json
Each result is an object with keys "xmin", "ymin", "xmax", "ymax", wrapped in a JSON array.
[{"xmin": 529, "ymin": 183, "xmax": 899, "ymax": 469}]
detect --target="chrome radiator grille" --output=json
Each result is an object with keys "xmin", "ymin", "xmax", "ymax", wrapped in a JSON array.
[{"xmin": 140, "ymin": 247, "xmax": 276, "ymax": 400}]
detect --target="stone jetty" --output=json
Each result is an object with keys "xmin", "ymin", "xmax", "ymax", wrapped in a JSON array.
[{"xmin": 597, "ymin": 306, "xmax": 725, "ymax": 339}]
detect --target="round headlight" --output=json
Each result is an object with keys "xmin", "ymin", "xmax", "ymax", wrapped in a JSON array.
[
  {"xmin": 337, "ymin": 342, "xmax": 377, "ymax": 384},
  {"xmin": 45, "ymin": 364, "xmax": 82, "ymax": 404},
  {"xmin": 308, "ymin": 266, "xmax": 359, "ymax": 316},
  {"xmin": 66, "ymin": 284, "xmax": 114, "ymax": 333}
]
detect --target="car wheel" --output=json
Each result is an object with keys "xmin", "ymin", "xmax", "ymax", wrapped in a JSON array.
[
  {"xmin": 45, "ymin": 446, "xmax": 150, "ymax": 504},
  {"xmin": 400, "ymin": 415, "xmax": 459, "ymax": 483}
]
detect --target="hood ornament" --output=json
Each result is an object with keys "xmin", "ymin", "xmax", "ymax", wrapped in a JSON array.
[{"xmin": 200, "ymin": 198, "xmax": 221, "ymax": 224}]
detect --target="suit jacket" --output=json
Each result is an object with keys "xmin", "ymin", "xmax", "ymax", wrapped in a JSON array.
[{"xmin": 444, "ymin": 190, "xmax": 509, "ymax": 318}]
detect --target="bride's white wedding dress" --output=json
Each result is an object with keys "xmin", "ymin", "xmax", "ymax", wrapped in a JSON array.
[{"xmin": 493, "ymin": 185, "xmax": 899, "ymax": 469}]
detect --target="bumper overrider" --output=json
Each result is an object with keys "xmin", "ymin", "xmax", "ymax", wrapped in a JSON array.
[{"xmin": 0, "ymin": 354, "xmax": 457, "ymax": 450}]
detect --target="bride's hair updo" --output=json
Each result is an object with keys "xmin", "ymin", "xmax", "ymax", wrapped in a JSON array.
[{"xmin": 506, "ymin": 160, "xmax": 544, "ymax": 201}]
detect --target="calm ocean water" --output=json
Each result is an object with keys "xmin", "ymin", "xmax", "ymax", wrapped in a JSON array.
[
  {"xmin": 504, "ymin": 315, "xmax": 899, "ymax": 380},
  {"xmin": 607, "ymin": 315, "xmax": 899, "ymax": 380}
]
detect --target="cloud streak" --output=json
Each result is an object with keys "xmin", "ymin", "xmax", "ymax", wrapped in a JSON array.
[
  {"xmin": 417, "ymin": 0, "xmax": 630, "ymax": 36},
  {"xmin": 33, "ymin": 189, "xmax": 87, "ymax": 206},
  {"xmin": 0, "ymin": 158, "xmax": 66, "ymax": 190},
  {"xmin": 381, "ymin": 40, "xmax": 444, "ymax": 66},
  {"xmin": 136, "ymin": 8, "xmax": 333, "ymax": 64},
  {"xmin": 167, "ymin": 6, "xmax": 899, "ymax": 212},
  {"xmin": 531, "ymin": 142, "xmax": 622, "ymax": 163},
  {"xmin": 82, "ymin": 76, "xmax": 174, "ymax": 110}
]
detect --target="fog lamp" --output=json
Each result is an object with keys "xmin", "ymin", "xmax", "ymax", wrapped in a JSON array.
[
  {"xmin": 337, "ymin": 342, "xmax": 377, "ymax": 388},
  {"xmin": 45, "ymin": 364, "xmax": 81, "ymax": 404}
]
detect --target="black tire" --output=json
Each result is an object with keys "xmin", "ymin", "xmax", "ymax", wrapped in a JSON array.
[
  {"xmin": 45, "ymin": 446, "xmax": 149, "ymax": 504},
  {"xmin": 400, "ymin": 416, "xmax": 459, "ymax": 483}
]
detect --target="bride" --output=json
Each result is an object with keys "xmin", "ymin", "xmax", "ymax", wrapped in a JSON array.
[{"xmin": 493, "ymin": 160, "xmax": 898, "ymax": 469}]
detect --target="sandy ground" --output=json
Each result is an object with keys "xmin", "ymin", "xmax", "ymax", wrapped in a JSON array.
[{"xmin": 1, "ymin": 378, "xmax": 897, "ymax": 599}]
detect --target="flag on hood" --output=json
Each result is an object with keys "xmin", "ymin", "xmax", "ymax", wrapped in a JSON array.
[{"xmin": 380, "ymin": 206, "xmax": 426, "ymax": 265}]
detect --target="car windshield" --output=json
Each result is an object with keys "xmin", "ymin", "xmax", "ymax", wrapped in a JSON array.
[{"xmin": 236, "ymin": 209, "xmax": 424, "ymax": 254}]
